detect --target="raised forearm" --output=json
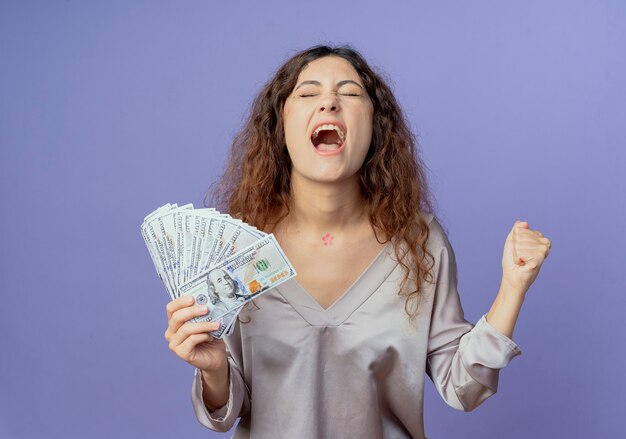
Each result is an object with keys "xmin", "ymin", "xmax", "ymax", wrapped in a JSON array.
[{"xmin": 485, "ymin": 279, "xmax": 526, "ymax": 339}]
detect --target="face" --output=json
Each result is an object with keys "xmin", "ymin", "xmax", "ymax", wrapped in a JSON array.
[
  {"xmin": 208, "ymin": 269, "xmax": 236, "ymax": 299},
  {"xmin": 282, "ymin": 56, "xmax": 374, "ymax": 184}
]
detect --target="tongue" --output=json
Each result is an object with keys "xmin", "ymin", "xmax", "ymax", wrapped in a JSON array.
[
  {"xmin": 316, "ymin": 142, "xmax": 341, "ymax": 151},
  {"xmin": 313, "ymin": 129, "xmax": 342, "ymax": 151}
]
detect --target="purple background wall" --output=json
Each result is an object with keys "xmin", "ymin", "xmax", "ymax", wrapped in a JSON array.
[{"xmin": 1, "ymin": 1, "xmax": 624, "ymax": 438}]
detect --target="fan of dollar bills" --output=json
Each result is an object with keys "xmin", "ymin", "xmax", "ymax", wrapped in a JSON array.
[{"xmin": 141, "ymin": 203, "xmax": 297, "ymax": 338}]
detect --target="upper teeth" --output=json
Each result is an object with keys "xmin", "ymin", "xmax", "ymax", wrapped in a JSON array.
[{"xmin": 312, "ymin": 124, "xmax": 346, "ymax": 141}]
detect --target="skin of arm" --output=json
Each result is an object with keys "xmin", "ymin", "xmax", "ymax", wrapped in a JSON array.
[
  {"xmin": 486, "ymin": 282, "xmax": 526, "ymax": 339},
  {"xmin": 201, "ymin": 357, "xmax": 230, "ymax": 411},
  {"xmin": 486, "ymin": 220, "xmax": 551, "ymax": 338},
  {"xmin": 164, "ymin": 295, "xmax": 232, "ymax": 412}
]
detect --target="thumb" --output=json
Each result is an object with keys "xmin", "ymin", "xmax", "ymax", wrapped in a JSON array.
[{"xmin": 515, "ymin": 220, "xmax": 529, "ymax": 229}]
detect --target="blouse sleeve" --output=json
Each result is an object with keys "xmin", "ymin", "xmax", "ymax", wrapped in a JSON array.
[
  {"xmin": 191, "ymin": 338, "xmax": 251, "ymax": 431},
  {"xmin": 425, "ymin": 217, "xmax": 523, "ymax": 411}
]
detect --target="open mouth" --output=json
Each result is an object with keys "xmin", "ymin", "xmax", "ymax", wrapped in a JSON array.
[{"xmin": 310, "ymin": 124, "xmax": 346, "ymax": 152}]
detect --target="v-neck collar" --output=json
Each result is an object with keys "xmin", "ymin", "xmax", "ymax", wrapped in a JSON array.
[{"xmin": 275, "ymin": 241, "xmax": 398, "ymax": 326}]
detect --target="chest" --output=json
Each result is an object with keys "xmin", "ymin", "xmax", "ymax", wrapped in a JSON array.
[
  {"xmin": 281, "ymin": 237, "xmax": 388, "ymax": 309},
  {"xmin": 236, "ymin": 262, "xmax": 431, "ymax": 374}
]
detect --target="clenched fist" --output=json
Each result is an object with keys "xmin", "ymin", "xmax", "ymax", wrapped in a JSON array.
[{"xmin": 501, "ymin": 220, "xmax": 552, "ymax": 295}]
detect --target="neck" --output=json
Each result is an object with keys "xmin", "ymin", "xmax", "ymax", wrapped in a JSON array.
[{"xmin": 286, "ymin": 172, "xmax": 367, "ymax": 234}]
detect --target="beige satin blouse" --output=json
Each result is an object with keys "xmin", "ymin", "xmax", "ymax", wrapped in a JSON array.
[{"xmin": 191, "ymin": 213, "xmax": 522, "ymax": 438}]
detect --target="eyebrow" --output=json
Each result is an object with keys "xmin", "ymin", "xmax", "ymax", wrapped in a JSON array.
[{"xmin": 294, "ymin": 79, "xmax": 364, "ymax": 91}]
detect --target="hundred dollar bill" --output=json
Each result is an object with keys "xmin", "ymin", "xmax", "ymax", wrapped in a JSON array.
[
  {"xmin": 142, "ymin": 216, "xmax": 173, "ymax": 297},
  {"xmin": 205, "ymin": 297, "xmax": 240, "ymax": 338},
  {"xmin": 142, "ymin": 205, "xmax": 177, "ymax": 298},
  {"xmin": 179, "ymin": 233, "xmax": 296, "ymax": 324},
  {"xmin": 172, "ymin": 204, "xmax": 193, "ymax": 287},
  {"xmin": 213, "ymin": 221, "xmax": 266, "ymax": 267},
  {"xmin": 206, "ymin": 312, "xmax": 232, "ymax": 339}
]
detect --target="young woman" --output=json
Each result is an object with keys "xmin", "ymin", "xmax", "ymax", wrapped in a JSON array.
[{"xmin": 163, "ymin": 45, "xmax": 551, "ymax": 438}]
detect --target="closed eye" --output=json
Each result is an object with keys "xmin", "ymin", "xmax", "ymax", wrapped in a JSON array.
[{"xmin": 299, "ymin": 93, "xmax": 360, "ymax": 97}]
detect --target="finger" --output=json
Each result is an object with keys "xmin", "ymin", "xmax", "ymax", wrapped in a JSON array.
[
  {"xmin": 514, "ymin": 240, "xmax": 545, "ymax": 251},
  {"xmin": 169, "ymin": 320, "xmax": 221, "ymax": 348},
  {"xmin": 514, "ymin": 238, "xmax": 551, "ymax": 250},
  {"xmin": 178, "ymin": 320, "xmax": 222, "ymax": 339},
  {"xmin": 514, "ymin": 220, "xmax": 529, "ymax": 229},
  {"xmin": 166, "ymin": 295, "xmax": 195, "ymax": 320},
  {"xmin": 522, "ymin": 229, "xmax": 544, "ymax": 238},
  {"xmin": 512, "ymin": 226, "xmax": 534, "ymax": 243},
  {"xmin": 515, "ymin": 249, "xmax": 547, "ymax": 267},
  {"xmin": 515, "ymin": 227, "xmax": 541, "ymax": 238},
  {"xmin": 514, "ymin": 233, "xmax": 549, "ymax": 246},
  {"xmin": 169, "ymin": 304, "xmax": 210, "ymax": 333},
  {"xmin": 514, "ymin": 252, "xmax": 539, "ymax": 268},
  {"xmin": 513, "ymin": 243, "xmax": 550, "ymax": 258}
]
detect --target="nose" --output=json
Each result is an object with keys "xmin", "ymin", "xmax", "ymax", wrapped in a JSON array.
[{"xmin": 319, "ymin": 92, "xmax": 339, "ymax": 112}]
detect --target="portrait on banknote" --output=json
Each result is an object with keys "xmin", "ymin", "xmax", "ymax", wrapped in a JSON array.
[{"xmin": 207, "ymin": 268, "xmax": 247, "ymax": 320}]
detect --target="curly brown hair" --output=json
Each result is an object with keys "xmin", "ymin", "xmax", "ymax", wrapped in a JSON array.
[{"xmin": 207, "ymin": 44, "xmax": 439, "ymax": 318}]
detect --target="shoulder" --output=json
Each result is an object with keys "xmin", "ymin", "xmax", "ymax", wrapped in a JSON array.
[
  {"xmin": 390, "ymin": 211, "xmax": 453, "ymax": 256},
  {"xmin": 416, "ymin": 213, "xmax": 458, "ymax": 271},
  {"xmin": 417, "ymin": 212, "xmax": 451, "ymax": 252}
]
